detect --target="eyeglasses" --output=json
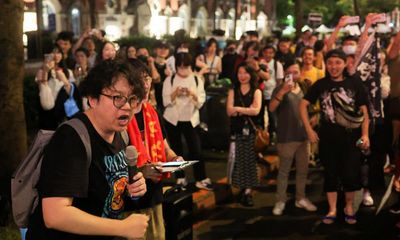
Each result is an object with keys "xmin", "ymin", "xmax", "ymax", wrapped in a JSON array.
[{"xmin": 100, "ymin": 93, "xmax": 139, "ymax": 109}]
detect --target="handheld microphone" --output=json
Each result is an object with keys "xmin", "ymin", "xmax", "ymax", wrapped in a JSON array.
[{"xmin": 126, "ymin": 145, "xmax": 139, "ymax": 200}]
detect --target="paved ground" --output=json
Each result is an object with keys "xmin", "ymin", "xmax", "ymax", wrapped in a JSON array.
[{"xmin": 188, "ymin": 150, "xmax": 400, "ymax": 240}]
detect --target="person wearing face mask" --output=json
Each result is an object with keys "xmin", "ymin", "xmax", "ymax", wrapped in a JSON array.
[
  {"xmin": 342, "ymin": 36, "xmax": 359, "ymax": 56},
  {"xmin": 162, "ymin": 52, "xmax": 213, "ymax": 190},
  {"xmin": 270, "ymin": 59, "xmax": 317, "ymax": 215}
]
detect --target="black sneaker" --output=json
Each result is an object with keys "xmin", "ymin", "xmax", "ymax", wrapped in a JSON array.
[{"xmin": 241, "ymin": 194, "xmax": 254, "ymax": 207}]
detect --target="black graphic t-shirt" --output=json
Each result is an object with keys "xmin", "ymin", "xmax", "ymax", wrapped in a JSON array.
[
  {"xmin": 27, "ymin": 113, "xmax": 129, "ymax": 240},
  {"xmin": 304, "ymin": 76, "xmax": 368, "ymax": 127}
]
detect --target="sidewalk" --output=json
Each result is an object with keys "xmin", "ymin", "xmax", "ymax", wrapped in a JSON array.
[{"xmin": 192, "ymin": 152, "xmax": 399, "ymax": 240}]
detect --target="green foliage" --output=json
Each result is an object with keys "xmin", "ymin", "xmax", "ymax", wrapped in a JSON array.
[
  {"xmin": 0, "ymin": 225, "xmax": 20, "ymax": 240},
  {"xmin": 276, "ymin": 0, "xmax": 399, "ymax": 28}
]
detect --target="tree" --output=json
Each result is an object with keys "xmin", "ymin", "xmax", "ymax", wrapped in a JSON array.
[
  {"xmin": 294, "ymin": 0, "xmax": 304, "ymax": 37},
  {"xmin": 0, "ymin": 0, "xmax": 27, "ymax": 224}
]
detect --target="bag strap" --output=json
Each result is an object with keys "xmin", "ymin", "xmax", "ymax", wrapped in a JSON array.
[
  {"xmin": 237, "ymin": 90, "xmax": 258, "ymax": 131},
  {"xmin": 171, "ymin": 74, "xmax": 198, "ymax": 86},
  {"xmin": 68, "ymin": 83, "xmax": 75, "ymax": 99},
  {"xmin": 64, "ymin": 118, "xmax": 92, "ymax": 168}
]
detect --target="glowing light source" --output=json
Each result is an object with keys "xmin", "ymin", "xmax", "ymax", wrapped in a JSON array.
[
  {"xmin": 23, "ymin": 12, "xmax": 38, "ymax": 32},
  {"xmin": 105, "ymin": 24, "xmax": 121, "ymax": 41},
  {"xmin": 71, "ymin": 8, "xmax": 79, "ymax": 16}
]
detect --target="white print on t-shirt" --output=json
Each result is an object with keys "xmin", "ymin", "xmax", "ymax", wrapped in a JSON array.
[
  {"xmin": 320, "ymin": 87, "xmax": 357, "ymax": 124},
  {"xmin": 102, "ymin": 150, "xmax": 129, "ymax": 219}
]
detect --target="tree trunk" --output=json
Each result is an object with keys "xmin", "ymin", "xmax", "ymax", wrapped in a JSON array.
[
  {"xmin": 353, "ymin": 0, "xmax": 360, "ymax": 16},
  {"xmin": 0, "ymin": 0, "xmax": 27, "ymax": 222},
  {"xmin": 89, "ymin": 0, "xmax": 97, "ymax": 28},
  {"xmin": 294, "ymin": 0, "xmax": 303, "ymax": 38}
]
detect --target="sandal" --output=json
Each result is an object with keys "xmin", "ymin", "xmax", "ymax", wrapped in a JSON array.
[
  {"xmin": 322, "ymin": 215, "xmax": 336, "ymax": 224},
  {"xmin": 344, "ymin": 209, "xmax": 357, "ymax": 225}
]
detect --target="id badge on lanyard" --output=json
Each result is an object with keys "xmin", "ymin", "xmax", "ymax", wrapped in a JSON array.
[{"xmin": 242, "ymin": 121, "xmax": 250, "ymax": 136}]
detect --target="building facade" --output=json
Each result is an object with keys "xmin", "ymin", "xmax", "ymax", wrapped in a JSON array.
[{"xmin": 24, "ymin": 0, "xmax": 278, "ymax": 40}]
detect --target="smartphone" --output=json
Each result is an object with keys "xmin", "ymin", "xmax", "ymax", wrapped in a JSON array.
[
  {"xmin": 44, "ymin": 53, "xmax": 53, "ymax": 62},
  {"xmin": 346, "ymin": 16, "xmax": 360, "ymax": 25},
  {"xmin": 90, "ymin": 28, "xmax": 99, "ymax": 35},
  {"xmin": 373, "ymin": 13, "xmax": 386, "ymax": 24},
  {"xmin": 284, "ymin": 74, "xmax": 293, "ymax": 85}
]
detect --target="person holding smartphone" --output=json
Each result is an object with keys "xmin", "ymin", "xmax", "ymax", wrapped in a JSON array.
[
  {"xmin": 270, "ymin": 60, "xmax": 317, "ymax": 215},
  {"xmin": 35, "ymin": 45, "xmax": 81, "ymax": 130},
  {"xmin": 162, "ymin": 52, "xmax": 213, "ymax": 191}
]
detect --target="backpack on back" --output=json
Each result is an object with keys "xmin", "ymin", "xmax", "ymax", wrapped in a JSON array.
[{"xmin": 11, "ymin": 118, "xmax": 91, "ymax": 228}]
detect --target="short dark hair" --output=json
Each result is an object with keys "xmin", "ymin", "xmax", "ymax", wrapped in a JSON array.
[
  {"xmin": 75, "ymin": 47, "xmax": 90, "ymax": 57},
  {"xmin": 246, "ymin": 30, "xmax": 259, "ymax": 38},
  {"xmin": 56, "ymin": 31, "xmax": 74, "ymax": 43},
  {"xmin": 325, "ymin": 49, "xmax": 347, "ymax": 62},
  {"xmin": 127, "ymin": 58, "xmax": 151, "ymax": 77},
  {"xmin": 79, "ymin": 59, "xmax": 145, "ymax": 102},
  {"xmin": 262, "ymin": 44, "xmax": 276, "ymax": 53},
  {"xmin": 301, "ymin": 46, "xmax": 315, "ymax": 57},
  {"xmin": 279, "ymin": 37, "xmax": 292, "ymax": 43},
  {"xmin": 175, "ymin": 52, "xmax": 192, "ymax": 69},
  {"xmin": 283, "ymin": 58, "xmax": 301, "ymax": 71},
  {"xmin": 342, "ymin": 35, "xmax": 359, "ymax": 44},
  {"xmin": 243, "ymin": 41, "xmax": 260, "ymax": 53}
]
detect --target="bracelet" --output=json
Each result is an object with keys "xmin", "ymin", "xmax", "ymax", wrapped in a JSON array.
[{"xmin": 274, "ymin": 96, "xmax": 282, "ymax": 102}]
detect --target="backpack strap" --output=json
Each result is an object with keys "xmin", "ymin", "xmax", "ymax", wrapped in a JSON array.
[
  {"xmin": 170, "ymin": 74, "xmax": 175, "ymax": 86},
  {"xmin": 65, "ymin": 118, "xmax": 92, "ymax": 168}
]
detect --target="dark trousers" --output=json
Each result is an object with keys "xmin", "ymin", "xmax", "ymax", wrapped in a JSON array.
[
  {"xmin": 319, "ymin": 125, "xmax": 362, "ymax": 192},
  {"xmin": 361, "ymin": 123, "xmax": 387, "ymax": 190},
  {"xmin": 164, "ymin": 121, "xmax": 206, "ymax": 181}
]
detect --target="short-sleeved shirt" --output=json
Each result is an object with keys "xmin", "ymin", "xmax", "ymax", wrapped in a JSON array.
[
  {"xmin": 27, "ymin": 113, "xmax": 128, "ymax": 240},
  {"xmin": 300, "ymin": 66, "xmax": 325, "ymax": 85},
  {"xmin": 304, "ymin": 76, "xmax": 368, "ymax": 127},
  {"xmin": 272, "ymin": 85, "xmax": 307, "ymax": 143}
]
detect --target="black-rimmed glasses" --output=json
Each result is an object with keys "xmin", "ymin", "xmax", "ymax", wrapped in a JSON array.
[{"xmin": 100, "ymin": 93, "xmax": 139, "ymax": 109}]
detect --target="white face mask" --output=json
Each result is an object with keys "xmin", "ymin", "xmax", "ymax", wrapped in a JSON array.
[{"xmin": 342, "ymin": 45, "xmax": 357, "ymax": 55}]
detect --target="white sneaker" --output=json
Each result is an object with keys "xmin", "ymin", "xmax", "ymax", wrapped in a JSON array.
[
  {"xmin": 272, "ymin": 201, "xmax": 286, "ymax": 216},
  {"xmin": 176, "ymin": 178, "xmax": 188, "ymax": 187},
  {"xmin": 195, "ymin": 178, "xmax": 213, "ymax": 191},
  {"xmin": 363, "ymin": 192, "xmax": 374, "ymax": 206},
  {"xmin": 295, "ymin": 198, "xmax": 317, "ymax": 212}
]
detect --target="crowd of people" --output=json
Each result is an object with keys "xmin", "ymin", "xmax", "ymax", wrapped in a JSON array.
[{"xmin": 24, "ymin": 12, "xmax": 400, "ymax": 239}]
